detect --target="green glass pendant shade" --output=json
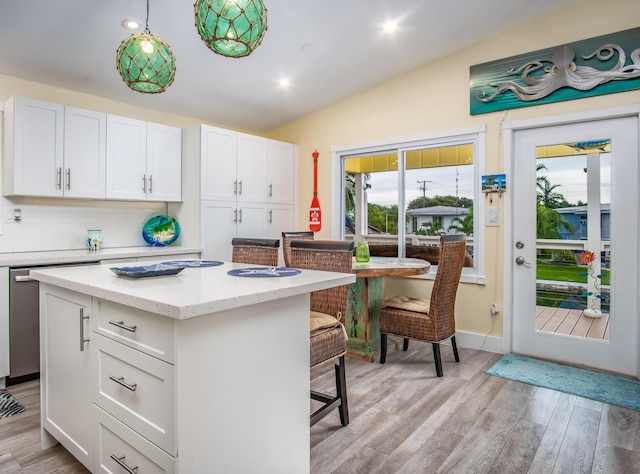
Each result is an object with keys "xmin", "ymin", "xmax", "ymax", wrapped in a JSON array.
[
  {"xmin": 116, "ymin": 32, "xmax": 176, "ymax": 93},
  {"xmin": 195, "ymin": 0, "xmax": 268, "ymax": 58}
]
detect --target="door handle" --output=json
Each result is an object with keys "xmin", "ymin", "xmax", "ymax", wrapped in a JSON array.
[{"xmin": 515, "ymin": 256, "xmax": 532, "ymax": 266}]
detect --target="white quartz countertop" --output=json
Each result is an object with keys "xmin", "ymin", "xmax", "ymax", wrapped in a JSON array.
[
  {"xmin": 30, "ymin": 262, "xmax": 356, "ymax": 320},
  {"xmin": 0, "ymin": 246, "xmax": 201, "ymax": 267}
]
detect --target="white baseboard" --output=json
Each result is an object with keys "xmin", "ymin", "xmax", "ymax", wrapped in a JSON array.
[{"xmin": 453, "ymin": 330, "xmax": 503, "ymax": 354}]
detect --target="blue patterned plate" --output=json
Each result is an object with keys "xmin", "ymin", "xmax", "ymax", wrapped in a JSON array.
[
  {"xmin": 110, "ymin": 264, "xmax": 184, "ymax": 278},
  {"xmin": 142, "ymin": 215, "xmax": 180, "ymax": 246},
  {"xmin": 227, "ymin": 267, "xmax": 302, "ymax": 278}
]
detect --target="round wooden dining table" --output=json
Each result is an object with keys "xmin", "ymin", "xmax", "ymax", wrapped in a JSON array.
[{"xmin": 346, "ymin": 257, "xmax": 431, "ymax": 362}]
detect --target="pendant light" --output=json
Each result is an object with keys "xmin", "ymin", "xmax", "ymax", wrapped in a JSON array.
[
  {"xmin": 116, "ymin": 0, "xmax": 176, "ymax": 93},
  {"xmin": 194, "ymin": 0, "xmax": 267, "ymax": 58}
]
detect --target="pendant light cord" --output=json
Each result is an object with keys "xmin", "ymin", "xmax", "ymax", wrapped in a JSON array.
[{"xmin": 144, "ymin": 0, "xmax": 151, "ymax": 34}]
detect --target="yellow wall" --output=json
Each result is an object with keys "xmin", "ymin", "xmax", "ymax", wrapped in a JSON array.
[{"xmin": 265, "ymin": 0, "xmax": 640, "ymax": 339}]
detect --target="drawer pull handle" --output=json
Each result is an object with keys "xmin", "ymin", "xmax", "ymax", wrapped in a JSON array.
[
  {"xmin": 109, "ymin": 376, "xmax": 137, "ymax": 392},
  {"xmin": 79, "ymin": 308, "xmax": 90, "ymax": 352},
  {"xmin": 108, "ymin": 320, "xmax": 137, "ymax": 332},
  {"xmin": 110, "ymin": 454, "xmax": 139, "ymax": 473}
]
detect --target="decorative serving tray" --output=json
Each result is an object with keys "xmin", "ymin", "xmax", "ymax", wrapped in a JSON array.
[
  {"xmin": 227, "ymin": 267, "xmax": 302, "ymax": 278},
  {"xmin": 142, "ymin": 215, "xmax": 181, "ymax": 246},
  {"xmin": 110, "ymin": 264, "xmax": 185, "ymax": 278}
]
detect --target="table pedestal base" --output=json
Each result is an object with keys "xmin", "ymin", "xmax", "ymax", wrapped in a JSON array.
[{"xmin": 345, "ymin": 276, "xmax": 383, "ymax": 361}]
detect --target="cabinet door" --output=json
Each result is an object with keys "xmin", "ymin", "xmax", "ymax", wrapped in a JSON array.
[
  {"xmin": 266, "ymin": 205, "xmax": 294, "ymax": 240},
  {"xmin": 3, "ymin": 96, "xmax": 64, "ymax": 197},
  {"xmin": 64, "ymin": 106, "xmax": 106, "ymax": 199},
  {"xmin": 237, "ymin": 202, "xmax": 268, "ymax": 239},
  {"xmin": 146, "ymin": 122, "xmax": 182, "ymax": 202},
  {"xmin": 106, "ymin": 114, "xmax": 147, "ymax": 200},
  {"xmin": 267, "ymin": 140, "xmax": 295, "ymax": 205},
  {"xmin": 201, "ymin": 126, "xmax": 237, "ymax": 201},
  {"xmin": 40, "ymin": 285, "xmax": 93, "ymax": 470},
  {"xmin": 237, "ymin": 133, "xmax": 267, "ymax": 203},
  {"xmin": 201, "ymin": 201, "xmax": 237, "ymax": 261}
]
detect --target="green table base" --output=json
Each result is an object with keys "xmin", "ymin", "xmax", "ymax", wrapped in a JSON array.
[{"xmin": 346, "ymin": 276, "xmax": 383, "ymax": 361}]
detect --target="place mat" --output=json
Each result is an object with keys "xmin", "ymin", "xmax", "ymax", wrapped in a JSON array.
[
  {"xmin": 110, "ymin": 264, "xmax": 185, "ymax": 278},
  {"xmin": 161, "ymin": 260, "xmax": 223, "ymax": 268},
  {"xmin": 227, "ymin": 267, "xmax": 302, "ymax": 278}
]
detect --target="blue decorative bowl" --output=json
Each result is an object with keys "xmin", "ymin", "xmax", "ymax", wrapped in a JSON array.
[{"xmin": 142, "ymin": 215, "xmax": 180, "ymax": 246}]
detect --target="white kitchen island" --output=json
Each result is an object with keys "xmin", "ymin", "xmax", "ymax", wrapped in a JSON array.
[{"xmin": 30, "ymin": 260, "xmax": 355, "ymax": 474}]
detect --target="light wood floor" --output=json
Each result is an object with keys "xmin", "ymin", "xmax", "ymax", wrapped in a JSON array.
[
  {"xmin": 3, "ymin": 344, "xmax": 639, "ymax": 473},
  {"xmin": 536, "ymin": 305, "xmax": 610, "ymax": 341}
]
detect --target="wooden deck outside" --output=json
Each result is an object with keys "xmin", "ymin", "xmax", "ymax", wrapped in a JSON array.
[{"xmin": 536, "ymin": 305, "xmax": 610, "ymax": 341}]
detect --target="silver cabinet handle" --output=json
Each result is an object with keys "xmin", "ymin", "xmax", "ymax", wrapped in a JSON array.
[
  {"xmin": 79, "ymin": 308, "xmax": 89, "ymax": 352},
  {"xmin": 14, "ymin": 275, "xmax": 35, "ymax": 282},
  {"xmin": 65, "ymin": 168, "xmax": 71, "ymax": 190},
  {"xmin": 57, "ymin": 167, "xmax": 62, "ymax": 190},
  {"xmin": 109, "ymin": 375, "xmax": 137, "ymax": 392},
  {"xmin": 238, "ymin": 180, "xmax": 243, "ymax": 195},
  {"xmin": 238, "ymin": 208, "xmax": 243, "ymax": 223},
  {"xmin": 142, "ymin": 175, "xmax": 146, "ymax": 192},
  {"xmin": 148, "ymin": 174, "xmax": 153, "ymax": 194},
  {"xmin": 269, "ymin": 210, "xmax": 272, "ymax": 223},
  {"xmin": 233, "ymin": 180, "xmax": 238, "ymax": 195},
  {"xmin": 233, "ymin": 209, "xmax": 238, "ymax": 223},
  {"xmin": 108, "ymin": 320, "xmax": 137, "ymax": 332},
  {"xmin": 268, "ymin": 183, "xmax": 273, "ymax": 197},
  {"xmin": 110, "ymin": 455, "xmax": 139, "ymax": 474}
]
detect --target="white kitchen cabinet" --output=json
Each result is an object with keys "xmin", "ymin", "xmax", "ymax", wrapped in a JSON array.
[
  {"xmin": 267, "ymin": 139, "xmax": 296, "ymax": 205},
  {"xmin": 200, "ymin": 125, "xmax": 238, "ymax": 201},
  {"xmin": 237, "ymin": 132, "xmax": 268, "ymax": 203},
  {"xmin": 3, "ymin": 97, "xmax": 106, "ymax": 198},
  {"xmin": 106, "ymin": 115, "xmax": 182, "ymax": 202},
  {"xmin": 40, "ymin": 284, "xmax": 93, "ymax": 470},
  {"xmin": 3, "ymin": 96, "xmax": 64, "ymax": 197},
  {"xmin": 201, "ymin": 200, "xmax": 267, "ymax": 260},
  {"xmin": 64, "ymin": 106, "xmax": 107, "ymax": 198}
]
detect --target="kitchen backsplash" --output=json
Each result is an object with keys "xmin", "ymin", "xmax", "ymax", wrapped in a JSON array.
[{"xmin": 0, "ymin": 199, "xmax": 168, "ymax": 253}]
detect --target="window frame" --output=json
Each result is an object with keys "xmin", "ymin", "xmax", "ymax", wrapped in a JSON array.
[{"xmin": 331, "ymin": 126, "xmax": 487, "ymax": 284}]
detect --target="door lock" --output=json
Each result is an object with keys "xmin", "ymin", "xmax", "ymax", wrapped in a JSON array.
[{"xmin": 515, "ymin": 241, "xmax": 524, "ymax": 249}]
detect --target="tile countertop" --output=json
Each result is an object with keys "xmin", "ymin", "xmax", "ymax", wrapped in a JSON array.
[
  {"xmin": 30, "ymin": 262, "xmax": 356, "ymax": 320},
  {"xmin": 0, "ymin": 246, "xmax": 202, "ymax": 267}
]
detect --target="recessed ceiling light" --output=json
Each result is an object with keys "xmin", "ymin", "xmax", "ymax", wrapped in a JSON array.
[
  {"xmin": 382, "ymin": 21, "xmax": 398, "ymax": 33},
  {"xmin": 121, "ymin": 19, "xmax": 141, "ymax": 31},
  {"xmin": 278, "ymin": 79, "xmax": 291, "ymax": 88}
]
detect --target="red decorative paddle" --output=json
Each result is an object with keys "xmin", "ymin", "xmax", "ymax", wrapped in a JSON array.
[{"xmin": 309, "ymin": 150, "xmax": 322, "ymax": 231}]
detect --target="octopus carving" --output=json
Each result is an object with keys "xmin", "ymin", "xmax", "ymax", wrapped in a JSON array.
[{"xmin": 478, "ymin": 43, "xmax": 640, "ymax": 103}]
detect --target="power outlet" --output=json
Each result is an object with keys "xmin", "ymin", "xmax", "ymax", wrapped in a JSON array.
[{"xmin": 491, "ymin": 303, "xmax": 499, "ymax": 315}]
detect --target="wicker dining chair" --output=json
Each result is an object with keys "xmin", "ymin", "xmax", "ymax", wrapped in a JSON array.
[
  {"xmin": 289, "ymin": 239, "xmax": 354, "ymax": 427},
  {"xmin": 281, "ymin": 231, "xmax": 314, "ymax": 267},
  {"xmin": 379, "ymin": 234, "xmax": 467, "ymax": 377},
  {"xmin": 231, "ymin": 237, "xmax": 280, "ymax": 266}
]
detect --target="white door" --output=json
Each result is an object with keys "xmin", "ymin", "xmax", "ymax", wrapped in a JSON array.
[{"xmin": 511, "ymin": 115, "xmax": 639, "ymax": 376}]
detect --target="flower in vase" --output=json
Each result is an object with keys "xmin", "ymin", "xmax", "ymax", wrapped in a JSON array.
[{"xmin": 580, "ymin": 250, "xmax": 596, "ymax": 264}]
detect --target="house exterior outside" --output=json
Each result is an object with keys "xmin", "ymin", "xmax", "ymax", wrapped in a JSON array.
[
  {"xmin": 406, "ymin": 206, "xmax": 470, "ymax": 235},
  {"xmin": 556, "ymin": 203, "xmax": 611, "ymax": 240}
]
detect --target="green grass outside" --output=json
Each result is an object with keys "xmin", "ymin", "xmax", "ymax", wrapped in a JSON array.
[{"xmin": 536, "ymin": 260, "xmax": 611, "ymax": 286}]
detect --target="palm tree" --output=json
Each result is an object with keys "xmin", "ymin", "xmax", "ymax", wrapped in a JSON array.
[{"xmin": 448, "ymin": 208, "xmax": 474, "ymax": 236}]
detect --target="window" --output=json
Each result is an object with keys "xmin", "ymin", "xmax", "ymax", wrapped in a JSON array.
[{"xmin": 332, "ymin": 126, "xmax": 486, "ymax": 283}]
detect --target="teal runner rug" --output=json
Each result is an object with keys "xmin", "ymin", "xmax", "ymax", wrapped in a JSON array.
[{"xmin": 486, "ymin": 353, "xmax": 640, "ymax": 411}]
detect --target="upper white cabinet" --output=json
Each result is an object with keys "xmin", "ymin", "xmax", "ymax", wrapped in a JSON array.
[
  {"xmin": 200, "ymin": 126, "xmax": 237, "ymax": 201},
  {"xmin": 3, "ymin": 96, "xmax": 106, "ymax": 198},
  {"xmin": 236, "ymin": 132, "xmax": 268, "ymax": 203},
  {"xmin": 105, "ymin": 115, "xmax": 182, "ymax": 202},
  {"xmin": 64, "ymin": 106, "xmax": 107, "ymax": 198},
  {"xmin": 267, "ymin": 139, "xmax": 295, "ymax": 205},
  {"xmin": 2, "ymin": 96, "xmax": 181, "ymax": 202}
]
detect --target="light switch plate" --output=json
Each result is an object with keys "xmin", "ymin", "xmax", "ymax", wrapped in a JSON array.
[{"xmin": 486, "ymin": 208, "xmax": 500, "ymax": 226}]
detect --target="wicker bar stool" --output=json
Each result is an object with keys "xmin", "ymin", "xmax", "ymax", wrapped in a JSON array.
[
  {"xmin": 231, "ymin": 238, "xmax": 280, "ymax": 266},
  {"xmin": 379, "ymin": 234, "xmax": 467, "ymax": 377},
  {"xmin": 290, "ymin": 239, "xmax": 354, "ymax": 427},
  {"xmin": 281, "ymin": 231, "xmax": 314, "ymax": 267}
]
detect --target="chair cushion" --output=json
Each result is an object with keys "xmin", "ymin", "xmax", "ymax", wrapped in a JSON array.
[
  {"xmin": 310, "ymin": 311, "xmax": 348, "ymax": 341},
  {"xmin": 383, "ymin": 295, "xmax": 430, "ymax": 314}
]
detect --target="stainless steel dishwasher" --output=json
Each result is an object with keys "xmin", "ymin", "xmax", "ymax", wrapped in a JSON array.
[{"xmin": 8, "ymin": 261, "xmax": 99, "ymax": 384}]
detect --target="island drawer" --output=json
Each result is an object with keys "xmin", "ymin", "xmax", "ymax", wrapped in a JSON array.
[
  {"xmin": 92, "ymin": 298, "xmax": 175, "ymax": 364},
  {"xmin": 94, "ymin": 334, "xmax": 175, "ymax": 455},
  {"xmin": 95, "ymin": 406, "xmax": 175, "ymax": 474}
]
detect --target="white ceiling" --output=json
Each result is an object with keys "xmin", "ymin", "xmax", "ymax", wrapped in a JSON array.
[{"xmin": 0, "ymin": 0, "xmax": 578, "ymax": 133}]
